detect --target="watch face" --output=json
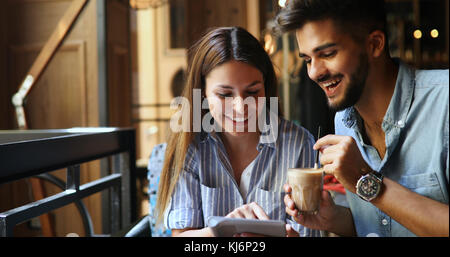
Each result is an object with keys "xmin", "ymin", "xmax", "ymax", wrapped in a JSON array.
[{"xmin": 357, "ymin": 175, "xmax": 381, "ymax": 201}]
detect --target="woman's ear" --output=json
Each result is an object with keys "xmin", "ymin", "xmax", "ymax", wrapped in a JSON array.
[{"xmin": 367, "ymin": 30, "xmax": 386, "ymax": 58}]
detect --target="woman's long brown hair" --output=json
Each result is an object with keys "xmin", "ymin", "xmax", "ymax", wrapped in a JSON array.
[{"xmin": 155, "ymin": 27, "xmax": 281, "ymax": 225}]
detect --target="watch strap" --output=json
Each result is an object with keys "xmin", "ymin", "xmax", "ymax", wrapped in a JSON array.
[{"xmin": 371, "ymin": 171, "xmax": 384, "ymax": 181}]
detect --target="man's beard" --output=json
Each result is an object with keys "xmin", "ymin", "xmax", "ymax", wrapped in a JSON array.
[{"xmin": 327, "ymin": 53, "xmax": 369, "ymax": 112}]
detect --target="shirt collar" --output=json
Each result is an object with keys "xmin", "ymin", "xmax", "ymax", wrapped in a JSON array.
[
  {"xmin": 341, "ymin": 107, "xmax": 359, "ymax": 128},
  {"xmin": 381, "ymin": 58, "xmax": 414, "ymax": 131},
  {"xmin": 258, "ymin": 115, "xmax": 279, "ymax": 149},
  {"xmin": 341, "ymin": 58, "xmax": 414, "ymax": 131}
]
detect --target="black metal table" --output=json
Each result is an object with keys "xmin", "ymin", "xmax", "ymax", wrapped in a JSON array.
[{"xmin": 0, "ymin": 127, "xmax": 137, "ymax": 236}]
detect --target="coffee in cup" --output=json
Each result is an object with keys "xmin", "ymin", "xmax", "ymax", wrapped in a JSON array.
[{"xmin": 287, "ymin": 168, "xmax": 323, "ymax": 214}]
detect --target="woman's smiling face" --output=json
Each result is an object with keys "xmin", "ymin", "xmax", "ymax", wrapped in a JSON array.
[{"xmin": 205, "ymin": 60, "xmax": 266, "ymax": 136}]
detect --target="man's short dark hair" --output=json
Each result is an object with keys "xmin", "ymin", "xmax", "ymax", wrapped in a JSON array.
[{"xmin": 274, "ymin": 0, "xmax": 388, "ymax": 43}]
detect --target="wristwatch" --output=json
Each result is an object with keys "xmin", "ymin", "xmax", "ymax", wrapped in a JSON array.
[{"xmin": 356, "ymin": 171, "xmax": 384, "ymax": 202}]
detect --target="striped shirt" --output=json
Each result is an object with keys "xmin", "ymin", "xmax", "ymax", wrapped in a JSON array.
[{"xmin": 165, "ymin": 117, "xmax": 321, "ymax": 236}]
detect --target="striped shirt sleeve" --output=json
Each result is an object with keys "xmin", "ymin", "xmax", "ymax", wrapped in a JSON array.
[{"xmin": 166, "ymin": 146, "xmax": 204, "ymax": 229}]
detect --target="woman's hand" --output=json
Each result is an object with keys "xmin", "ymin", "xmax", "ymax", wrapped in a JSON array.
[
  {"xmin": 226, "ymin": 202, "xmax": 270, "ymax": 220},
  {"xmin": 226, "ymin": 202, "xmax": 270, "ymax": 237}
]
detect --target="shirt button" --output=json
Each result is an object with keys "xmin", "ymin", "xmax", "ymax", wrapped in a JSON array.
[
  {"xmin": 381, "ymin": 218, "xmax": 388, "ymax": 226},
  {"xmin": 397, "ymin": 120, "xmax": 404, "ymax": 126}
]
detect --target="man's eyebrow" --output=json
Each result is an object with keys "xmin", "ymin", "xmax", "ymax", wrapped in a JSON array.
[
  {"xmin": 313, "ymin": 43, "xmax": 337, "ymax": 52},
  {"xmin": 299, "ymin": 42, "xmax": 337, "ymax": 58}
]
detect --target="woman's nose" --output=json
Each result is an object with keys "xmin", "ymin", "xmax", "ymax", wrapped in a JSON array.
[{"xmin": 233, "ymin": 96, "xmax": 246, "ymax": 115}]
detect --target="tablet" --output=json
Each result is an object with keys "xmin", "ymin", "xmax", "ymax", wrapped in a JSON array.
[{"xmin": 207, "ymin": 216, "xmax": 286, "ymax": 237}]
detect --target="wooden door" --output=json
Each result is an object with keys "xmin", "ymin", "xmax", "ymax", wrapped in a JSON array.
[
  {"xmin": 0, "ymin": 0, "xmax": 131, "ymax": 236},
  {"xmin": 185, "ymin": 0, "xmax": 248, "ymax": 50},
  {"xmin": 107, "ymin": 0, "xmax": 132, "ymax": 128}
]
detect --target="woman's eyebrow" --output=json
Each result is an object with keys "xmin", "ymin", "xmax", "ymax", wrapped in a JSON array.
[
  {"xmin": 246, "ymin": 81, "xmax": 263, "ymax": 88},
  {"xmin": 216, "ymin": 85, "xmax": 233, "ymax": 89},
  {"xmin": 215, "ymin": 81, "xmax": 262, "ymax": 89}
]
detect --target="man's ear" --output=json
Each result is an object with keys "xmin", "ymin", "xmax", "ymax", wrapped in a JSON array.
[{"xmin": 367, "ymin": 30, "xmax": 386, "ymax": 58}]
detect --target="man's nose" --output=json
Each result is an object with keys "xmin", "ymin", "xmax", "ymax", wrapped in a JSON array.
[{"xmin": 308, "ymin": 58, "xmax": 327, "ymax": 82}]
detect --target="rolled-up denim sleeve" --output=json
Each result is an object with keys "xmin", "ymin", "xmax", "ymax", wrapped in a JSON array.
[{"xmin": 165, "ymin": 151, "xmax": 203, "ymax": 230}]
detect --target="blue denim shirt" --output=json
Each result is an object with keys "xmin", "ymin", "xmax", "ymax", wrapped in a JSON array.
[{"xmin": 335, "ymin": 59, "xmax": 449, "ymax": 237}]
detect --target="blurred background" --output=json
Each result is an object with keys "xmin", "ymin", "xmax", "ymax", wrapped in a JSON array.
[{"xmin": 0, "ymin": 0, "xmax": 448, "ymax": 236}]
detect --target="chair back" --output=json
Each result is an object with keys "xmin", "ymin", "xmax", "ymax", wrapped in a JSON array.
[{"xmin": 147, "ymin": 143, "xmax": 171, "ymax": 237}]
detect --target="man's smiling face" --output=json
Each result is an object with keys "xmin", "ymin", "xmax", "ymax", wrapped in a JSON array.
[{"xmin": 296, "ymin": 19, "xmax": 370, "ymax": 111}]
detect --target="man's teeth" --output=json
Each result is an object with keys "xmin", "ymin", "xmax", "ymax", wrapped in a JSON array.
[{"xmin": 323, "ymin": 79, "xmax": 341, "ymax": 88}]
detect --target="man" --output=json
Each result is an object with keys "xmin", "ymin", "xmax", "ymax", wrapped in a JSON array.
[{"xmin": 275, "ymin": 0, "xmax": 449, "ymax": 236}]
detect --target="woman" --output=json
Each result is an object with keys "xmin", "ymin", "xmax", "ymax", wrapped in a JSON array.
[{"xmin": 155, "ymin": 27, "xmax": 319, "ymax": 237}]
